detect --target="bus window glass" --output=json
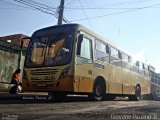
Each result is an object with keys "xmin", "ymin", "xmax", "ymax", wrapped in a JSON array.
[
  {"xmin": 122, "ymin": 53, "xmax": 130, "ymax": 70},
  {"xmin": 110, "ymin": 47, "xmax": 121, "ymax": 67},
  {"xmin": 139, "ymin": 62, "xmax": 144, "ymax": 75},
  {"xmin": 130, "ymin": 58, "xmax": 136, "ymax": 66},
  {"xmin": 155, "ymin": 76, "xmax": 158, "ymax": 84},
  {"xmin": 111, "ymin": 47, "xmax": 119, "ymax": 58},
  {"xmin": 143, "ymin": 64, "xmax": 149, "ymax": 77},
  {"xmin": 139, "ymin": 62, "xmax": 143, "ymax": 70},
  {"xmin": 151, "ymin": 74, "xmax": 155, "ymax": 82},
  {"xmin": 158, "ymin": 78, "xmax": 160, "ymax": 85},
  {"xmin": 130, "ymin": 58, "xmax": 138, "ymax": 72},
  {"xmin": 25, "ymin": 32, "xmax": 73, "ymax": 67},
  {"xmin": 96, "ymin": 40, "xmax": 106, "ymax": 53},
  {"xmin": 31, "ymin": 37, "xmax": 47, "ymax": 65},
  {"xmin": 78, "ymin": 37, "xmax": 93, "ymax": 60},
  {"xmin": 95, "ymin": 40, "xmax": 109, "ymax": 63},
  {"xmin": 122, "ymin": 53, "xmax": 129, "ymax": 63},
  {"xmin": 143, "ymin": 64, "xmax": 148, "ymax": 70}
]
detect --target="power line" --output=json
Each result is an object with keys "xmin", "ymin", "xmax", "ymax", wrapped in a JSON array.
[
  {"xmin": 0, "ymin": 0, "xmax": 30, "ymax": 9},
  {"xmin": 71, "ymin": 3, "xmax": 160, "ymax": 22},
  {"xmin": 80, "ymin": 0, "xmax": 153, "ymax": 7},
  {"xmin": 78, "ymin": 0, "xmax": 94, "ymax": 31},
  {"xmin": 65, "ymin": 7, "xmax": 160, "ymax": 10},
  {"xmin": 25, "ymin": 0, "xmax": 57, "ymax": 10},
  {"xmin": 0, "ymin": 7, "xmax": 34, "ymax": 10},
  {"xmin": 38, "ymin": 0, "xmax": 59, "ymax": 6},
  {"xmin": 13, "ymin": 0, "xmax": 57, "ymax": 16},
  {"xmin": 65, "ymin": 0, "xmax": 155, "ymax": 10},
  {"xmin": 29, "ymin": 16, "xmax": 52, "ymax": 35},
  {"xmin": 13, "ymin": 0, "xmax": 70, "ymax": 24},
  {"xmin": 14, "ymin": 0, "xmax": 57, "ymax": 13},
  {"xmin": 65, "ymin": 0, "xmax": 76, "ymax": 7}
]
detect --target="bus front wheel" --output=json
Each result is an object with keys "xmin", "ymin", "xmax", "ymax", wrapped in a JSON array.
[{"xmin": 89, "ymin": 81, "xmax": 105, "ymax": 101}]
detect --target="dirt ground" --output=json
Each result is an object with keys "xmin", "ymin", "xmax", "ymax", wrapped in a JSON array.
[{"xmin": 0, "ymin": 93, "xmax": 160, "ymax": 120}]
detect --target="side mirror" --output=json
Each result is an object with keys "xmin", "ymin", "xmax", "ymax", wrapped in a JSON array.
[
  {"xmin": 77, "ymin": 34, "xmax": 83, "ymax": 56},
  {"xmin": 18, "ymin": 37, "xmax": 31, "ymax": 68},
  {"xmin": 20, "ymin": 37, "xmax": 31, "ymax": 50},
  {"xmin": 78, "ymin": 34, "xmax": 83, "ymax": 43}
]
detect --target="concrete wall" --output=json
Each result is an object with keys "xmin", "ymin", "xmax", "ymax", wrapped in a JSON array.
[{"xmin": 0, "ymin": 41, "xmax": 26, "ymax": 92}]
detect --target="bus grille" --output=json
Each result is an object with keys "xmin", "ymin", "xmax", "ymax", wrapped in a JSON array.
[
  {"xmin": 30, "ymin": 69, "xmax": 58, "ymax": 81},
  {"xmin": 31, "ymin": 69, "xmax": 58, "ymax": 75}
]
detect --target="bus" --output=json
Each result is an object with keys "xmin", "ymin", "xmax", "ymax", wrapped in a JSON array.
[
  {"xmin": 149, "ymin": 70, "xmax": 160, "ymax": 100},
  {"xmin": 22, "ymin": 24, "xmax": 151, "ymax": 101}
]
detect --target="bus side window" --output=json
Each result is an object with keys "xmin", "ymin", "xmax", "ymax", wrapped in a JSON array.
[
  {"xmin": 76, "ymin": 35, "xmax": 93, "ymax": 64},
  {"xmin": 143, "ymin": 64, "xmax": 149, "ymax": 77},
  {"xmin": 138, "ymin": 62, "xmax": 144, "ymax": 75},
  {"xmin": 110, "ymin": 47, "xmax": 121, "ymax": 67},
  {"xmin": 130, "ymin": 58, "xmax": 138, "ymax": 73},
  {"xmin": 95, "ymin": 40, "xmax": 109, "ymax": 63},
  {"xmin": 151, "ymin": 73, "xmax": 155, "ymax": 83},
  {"xmin": 122, "ymin": 53, "xmax": 130, "ymax": 70}
]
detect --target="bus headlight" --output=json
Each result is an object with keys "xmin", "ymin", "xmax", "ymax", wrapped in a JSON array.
[{"xmin": 59, "ymin": 67, "xmax": 70, "ymax": 80}]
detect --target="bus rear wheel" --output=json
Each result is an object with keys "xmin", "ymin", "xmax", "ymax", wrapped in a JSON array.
[
  {"xmin": 89, "ymin": 81, "xmax": 105, "ymax": 101},
  {"xmin": 135, "ymin": 85, "xmax": 141, "ymax": 100},
  {"xmin": 129, "ymin": 85, "xmax": 141, "ymax": 101}
]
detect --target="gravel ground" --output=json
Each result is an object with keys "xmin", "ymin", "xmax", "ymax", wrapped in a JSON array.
[{"xmin": 0, "ymin": 94, "xmax": 160, "ymax": 120}]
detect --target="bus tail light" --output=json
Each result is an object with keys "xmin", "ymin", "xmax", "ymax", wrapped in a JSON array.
[{"xmin": 59, "ymin": 67, "xmax": 70, "ymax": 80}]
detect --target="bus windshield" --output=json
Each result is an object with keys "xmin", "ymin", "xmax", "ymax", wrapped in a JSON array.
[{"xmin": 25, "ymin": 32, "xmax": 73, "ymax": 68}]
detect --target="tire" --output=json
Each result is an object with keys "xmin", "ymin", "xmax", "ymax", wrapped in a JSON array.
[
  {"xmin": 129, "ymin": 85, "xmax": 141, "ymax": 101},
  {"xmin": 135, "ymin": 85, "xmax": 141, "ymax": 101},
  {"xmin": 89, "ymin": 80, "xmax": 106, "ymax": 101}
]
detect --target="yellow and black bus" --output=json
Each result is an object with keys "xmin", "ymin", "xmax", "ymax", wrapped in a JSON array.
[{"xmin": 22, "ymin": 24, "xmax": 151, "ymax": 101}]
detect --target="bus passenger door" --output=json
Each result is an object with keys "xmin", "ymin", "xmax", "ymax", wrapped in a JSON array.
[{"xmin": 74, "ymin": 34, "xmax": 94, "ymax": 93}]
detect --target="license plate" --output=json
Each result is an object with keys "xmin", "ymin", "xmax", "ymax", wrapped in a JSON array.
[{"xmin": 37, "ymin": 84, "xmax": 46, "ymax": 87}]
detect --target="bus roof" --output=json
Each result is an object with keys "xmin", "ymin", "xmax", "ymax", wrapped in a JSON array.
[
  {"xmin": 33, "ymin": 24, "xmax": 128, "ymax": 54},
  {"xmin": 32, "ymin": 23, "xmax": 146, "ymax": 64}
]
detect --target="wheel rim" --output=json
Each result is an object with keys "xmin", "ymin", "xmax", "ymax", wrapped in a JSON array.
[
  {"xmin": 136, "ymin": 86, "xmax": 141, "ymax": 100},
  {"xmin": 95, "ymin": 85, "xmax": 102, "ymax": 97}
]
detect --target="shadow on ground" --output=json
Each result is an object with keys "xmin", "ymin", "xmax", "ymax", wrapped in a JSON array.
[
  {"xmin": 0, "ymin": 93, "xmax": 130, "ymax": 104},
  {"xmin": 0, "ymin": 94, "xmax": 94, "ymax": 104}
]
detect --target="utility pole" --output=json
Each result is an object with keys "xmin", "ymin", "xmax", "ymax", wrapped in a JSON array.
[{"xmin": 58, "ymin": 0, "xmax": 65, "ymax": 25}]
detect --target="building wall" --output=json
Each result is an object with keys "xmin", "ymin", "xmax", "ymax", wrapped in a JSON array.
[
  {"xmin": 0, "ymin": 50, "xmax": 19, "ymax": 91},
  {"xmin": 0, "ymin": 40, "xmax": 26, "ymax": 92},
  {"xmin": 0, "ymin": 34, "xmax": 29, "ymax": 48}
]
